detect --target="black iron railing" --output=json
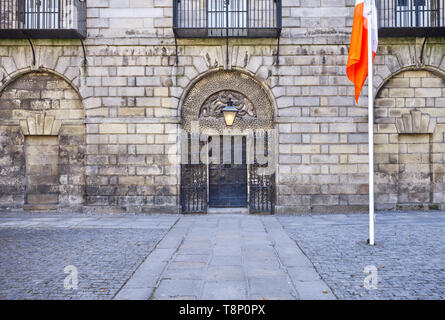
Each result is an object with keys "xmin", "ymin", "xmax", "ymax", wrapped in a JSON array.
[
  {"xmin": 173, "ymin": 0, "xmax": 282, "ymax": 38},
  {"xmin": 378, "ymin": 0, "xmax": 445, "ymax": 36},
  {"xmin": 0, "ymin": 0, "xmax": 86, "ymax": 39}
]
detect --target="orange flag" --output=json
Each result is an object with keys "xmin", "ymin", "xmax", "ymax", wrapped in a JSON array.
[{"xmin": 347, "ymin": 0, "xmax": 378, "ymax": 103}]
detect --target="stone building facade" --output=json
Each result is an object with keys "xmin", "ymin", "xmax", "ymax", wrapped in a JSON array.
[{"xmin": 1, "ymin": 0, "xmax": 445, "ymax": 214}]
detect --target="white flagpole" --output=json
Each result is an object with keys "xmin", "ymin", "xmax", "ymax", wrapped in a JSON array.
[{"xmin": 367, "ymin": 0, "xmax": 375, "ymax": 246}]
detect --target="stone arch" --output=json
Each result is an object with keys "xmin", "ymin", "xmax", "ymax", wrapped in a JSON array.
[
  {"xmin": 180, "ymin": 68, "xmax": 276, "ymax": 133},
  {"xmin": 374, "ymin": 67, "xmax": 445, "ymax": 211},
  {"xmin": 375, "ymin": 65, "xmax": 445, "ymax": 98},
  {"xmin": 0, "ymin": 71, "xmax": 85, "ymax": 211},
  {"xmin": 0, "ymin": 44, "xmax": 84, "ymax": 92},
  {"xmin": 179, "ymin": 69, "xmax": 277, "ymax": 214},
  {"xmin": 0, "ymin": 67, "xmax": 82, "ymax": 99}
]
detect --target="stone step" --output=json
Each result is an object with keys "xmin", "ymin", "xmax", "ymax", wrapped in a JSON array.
[
  {"xmin": 24, "ymin": 204, "xmax": 58, "ymax": 211},
  {"xmin": 207, "ymin": 207, "xmax": 248, "ymax": 215}
]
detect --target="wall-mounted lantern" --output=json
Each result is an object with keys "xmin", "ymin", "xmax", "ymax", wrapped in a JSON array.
[{"xmin": 222, "ymin": 98, "xmax": 238, "ymax": 126}]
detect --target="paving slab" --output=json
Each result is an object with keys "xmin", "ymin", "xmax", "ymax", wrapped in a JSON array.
[
  {"xmin": 206, "ymin": 266, "xmax": 245, "ymax": 281},
  {"xmin": 153, "ymin": 279, "xmax": 202, "ymax": 300},
  {"xmin": 292, "ymin": 281, "xmax": 336, "ymax": 300},
  {"xmin": 248, "ymin": 276, "xmax": 298, "ymax": 300},
  {"xmin": 114, "ymin": 287, "xmax": 154, "ymax": 300},
  {"xmin": 115, "ymin": 214, "xmax": 334, "ymax": 300},
  {"xmin": 175, "ymin": 254, "xmax": 210, "ymax": 263},
  {"xmin": 202, "ymin": 281, "xmax": 248, "ymax": 300},
  {"xmin": 209, "ymin": 255, "xmax": 243, "ymax": 266}
]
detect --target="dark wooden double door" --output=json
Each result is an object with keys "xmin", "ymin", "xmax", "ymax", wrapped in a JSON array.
[{"xmin": 208, "ymin": 135, "xmax": 247, "ymax": 208}]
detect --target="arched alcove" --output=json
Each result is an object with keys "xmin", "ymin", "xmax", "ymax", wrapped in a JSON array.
[
  {"xmin": 181, "ymin": 69, "xmax": 275, "ymax": 134},
  {"xmin": 179, "ymin": 69, "xmax": 276, "ymax": 214},
  {"xmin": 374, "ymin": 68, "xmax": 445, "ymax": 210},
  {"xmin": 0, "ymin": 71, "xmax": 85, "ymax": 211}
]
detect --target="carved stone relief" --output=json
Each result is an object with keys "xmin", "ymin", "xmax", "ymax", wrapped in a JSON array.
[
  {"xmin": 395, "ymin": 110, "xmax": 436, "ymax": 134},
  {"xmin": 182, "ymin": 70, "xmax": 274, "ymax": 133},
  {"xmin": 19, "ymin": 113, "xmax": 62, "ymax": 136},
  {"xmin": 200, "ymin": 91, "xmax": 256, "ymax": 119}
]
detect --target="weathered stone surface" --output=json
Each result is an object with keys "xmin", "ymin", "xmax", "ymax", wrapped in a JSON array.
[
  {"xmin": 0, "ymin": 72, "xmax": 85, "ymax": 211},
  {"xmin": 1, "ymin": 2, "xmax": 445, "ymax": 213},
  {"xmin": 375, "ymin": 70, "xmax": 445, "ymax": 211},
  {"xmin": 395, "ymin": 110, "xmax": 436, "ymax": 134},
  {"xmin": 116, "ymin": 214, "xmax": 332, "ymax": 300}
]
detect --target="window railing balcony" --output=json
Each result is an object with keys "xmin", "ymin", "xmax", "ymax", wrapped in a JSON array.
[
  {"xmin": 173, "ymin": 0, "xmax": 282, "ymax": 38},
  {"xmin": 378, "ymin": 0, "xmax": 445, "ymax": 36},
  {"xmin": 0, "ymin": 0, "xmax": 86, "ymax": 39}
]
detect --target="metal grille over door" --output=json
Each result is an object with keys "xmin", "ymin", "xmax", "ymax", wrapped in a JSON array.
[
  {"xmin": 181, "ymin": 132, "xmax": 275, "ymax": 214},
  {"xmin": 249, "ymin": 131, "xmax": 275, "ymax": 214},
  {"xmin": 181, "ymin": 133, "xmax": 207, "ymax": 214}
]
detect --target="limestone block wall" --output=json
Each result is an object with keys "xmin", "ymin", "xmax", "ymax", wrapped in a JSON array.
[
  {"xmin": 0, "ymin": 124, "xmax": 23, "ymax": 208},
  {"xmin": 0, "ymin": 0, "xmax": 445, "ymax": 213}
]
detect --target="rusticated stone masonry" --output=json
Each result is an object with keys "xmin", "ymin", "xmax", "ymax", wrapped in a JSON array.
[
  {"xmin": 375, "ymin": 69, "xmax": 445, "ymax": 211},
  {"xmin": 0, "ymin": 72, "xmax": 85, "ymax": 212},
  {"xmin": 1, "ymin": 0, "xmax": 445, "ymax": 213}
]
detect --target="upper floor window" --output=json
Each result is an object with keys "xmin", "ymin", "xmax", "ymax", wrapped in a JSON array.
[
  {"xmin": 0, "ymin": 0, "xmax": 86, "ymax": 39},
  {"xmin": 208, "ymin": 0, "xmax": 248, "ymax": 36},
  {"xmin": 173, "ymin": 0, "xmax": 282, "ymax": 38},
  {"xmin": 378, "ymin": 0, "xmax": 445, "ymax": 36},
  {"xmin": 23, "ymin": 0, "xmax": 60, "ymax": 29}
]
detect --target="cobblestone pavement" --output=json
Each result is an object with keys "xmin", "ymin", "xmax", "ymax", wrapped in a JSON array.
[
  {"xmin": 115, "ymin": 214, "xmax": 334, "ymax": 300},
  {"xmin": 0, "ymin": 214, "xmax": 178, "ymax": 300},
  {"xmin": 3, "ymin": 212, "xmax": 443, "ymax": 300},
  {"xmin": 279, "ymin": 211, "xmax": 445, "ymax": 300}
]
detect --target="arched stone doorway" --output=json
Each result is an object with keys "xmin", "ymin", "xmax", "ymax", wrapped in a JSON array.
[
  {"xmin": 0, "ymin": 71, "xmax": 85, "ymax": 211},
  {"xmin": 180, "ymin": 70, "xmax": 276, "ymax": 214},
  {"xmin": 375, "ymin": 68, "xmax": 445, "ymax": 210}
]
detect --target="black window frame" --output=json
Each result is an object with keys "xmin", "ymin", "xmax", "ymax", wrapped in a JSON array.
[
  {"xmin": 378, "ymin": 0, "xmax": 445, "ymax": 37},
  {"xmin": 173, "ymin": 0, "xmax": 282, "ymax": 39},
  {"xmin": 0, "ymin": 0, "xmax": 86, "ymax": 39}
]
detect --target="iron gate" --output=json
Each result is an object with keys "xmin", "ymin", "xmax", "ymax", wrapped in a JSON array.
[
  {"xmin": 249, "ymin": 131, "xmax": 275, "ymax": 214},
  {"xmin": 181, "ymin": 132, "xmax": 275, "ymax": 214},
  {"xmin": 181, "ymin": 133, "xmax": 207, "ymax": 214}
]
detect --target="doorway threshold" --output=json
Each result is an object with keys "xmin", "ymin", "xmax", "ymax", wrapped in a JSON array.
[{"xmin": 207, "ymin": 207, "xmax": 248, "ymax": 215}]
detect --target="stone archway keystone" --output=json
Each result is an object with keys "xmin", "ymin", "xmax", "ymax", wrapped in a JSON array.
[{"xmin": 19, "ymin": 113, "xmax": 62, "ymax": 136}]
